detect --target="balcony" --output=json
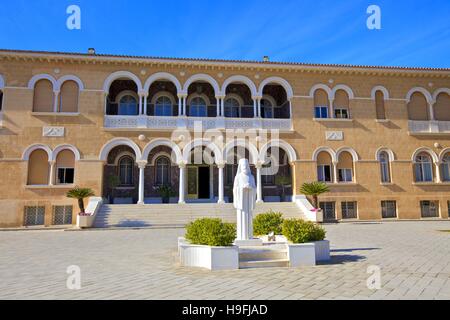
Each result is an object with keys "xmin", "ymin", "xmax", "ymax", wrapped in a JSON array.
[
  {"xmin": 104, "ymin": 115, "xmax": 293, "ymax": 132},
  {"xmin": 408, "ymin": 120, "xmax": 450, "ymax": 135}
]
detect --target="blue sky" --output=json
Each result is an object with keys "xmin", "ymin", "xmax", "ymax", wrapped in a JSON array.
[{"xmin": 0, "ymin": 0, "xmax": 449, "ymax": 68}]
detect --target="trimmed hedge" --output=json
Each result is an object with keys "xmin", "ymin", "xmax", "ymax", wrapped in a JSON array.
[
  {"xmin": 282, "ymin": 219, "xmax": 326, "ymax": 244},
  {"xmin": 185, "ymin": 218, "xmax": 236, "ymax": 247},
  {"xmin": 253, "ymin": 211, "xmax": 284, "ymax": 235}
]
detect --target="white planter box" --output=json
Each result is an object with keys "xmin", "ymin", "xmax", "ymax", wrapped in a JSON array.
[
  {"xmin": 178, "ymin": 238, "xmax": 239, "ymax": 271},
  {"xmin": 287, "ymin": 243, "xmax": 316, "ymax": 267},
  {"xmin": 76, "ymin": 215, "xmax": 94, "ymax": 228},
  {"xmin": 313, "ymin": 240, "xmax": 331, "ymax": 262}
]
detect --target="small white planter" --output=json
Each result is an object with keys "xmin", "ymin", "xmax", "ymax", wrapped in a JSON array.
[
  {"xmin": 76, "ymin": 215, "xmax": 94, "ymax": 229},
  {"xmin": 287, "ymin": 243, "xmax": 316, "ymax": 267},
  {"xmin": 178, "ymin": 238, "xmax": 239, "ymax": 271},
  {"xmin": 313, "ymin": 240, "xmax": 331, "ymax": 262}
]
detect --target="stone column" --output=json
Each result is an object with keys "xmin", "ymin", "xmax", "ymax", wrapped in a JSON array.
[
  {"xmin": 216, "ymin": 96, "xmax": 221, "ymax": 117},
  {"xmin": 329, "ymin": 98, "xmax": 334, "ymax": 118},
  {"xmin": 53, "ymin": 90, "xmax": 60, "ymax": 113},
  {"xmin": 183, "ymin": 96, "xmax": 187, "ymax": 116},
  {"xmin": 178, "ymin": 162, "xmax": 186, "ymax": 204},
  {"xmin": 333, "ymin": 161, "xmax": 339, "ymax": 184},
  {"xmin": 435, "ymin": 161, "xmax": 442, "ymax": 183},
  {"xmin": 429, "ymin": 102, "xmax": 435, "ymax": 121},
  {"xmin": 137, "ymin": 161, "xmax": 147, "ymax": 205},
  {"xmin": 178, "ymin": 95, "xmax": 183, "ymax": 116},
  {"xmin": 221, "ymin": 97, "xmax": 225, "ymax": 117},
  {"xmin": 49, "ymin": 160, "xmax": 56, "ymax": 185},
  {"xmin": 256, "ymin": 162, "xmax": 263, "ymax": 203},
  {"xmin": 143, "ymin": 94, "xmax": 148, "ymax": 116},
  {"xmin": 138, "ymin": 93, "xmax": 144, "ymax": 115},
  {"xmin": 217, "ymin": 163, "xmax": 225, "ymax": 204}
]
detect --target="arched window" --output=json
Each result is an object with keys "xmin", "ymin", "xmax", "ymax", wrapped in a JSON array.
[
  {"xmin": 337, "ymin": 151, "xmax": 354, "ymax": 183},
  {"xmin": 408, "ymin": 92, "xmax": 429, "ymax": 121},
  {"xmin": 441, "ymin": 154, "xmax": 450, "ymax": 182},
  {"xmin": 155, "ymin": 96, "xmax": 173, "ymax": 116},
  {"xmin": 59, "ymin": 81, "xmax": 79, "ymax": 113},
  {"xmin": 224, "ymin": 98, "xmax": 240, "ymax": 118},
  {"xmin": 317, "ymin": 151, "xmax": 333, "ymax": 183},
  {"xmin": 155, "ymin": 156, "xmax": 171, "ymax": 185},
  {"xmin": 434, "ymin": 92, "xmax": 450, "ymax": 121},
  {"xmin": 414, "ymin": 153, "xmax": 433, "ymax": 182},
  {"xmin": 334, "ymin": 90, "xmax": 350, "ymax": 119},
  {"xmin": 118, "ymin": 156, "xmax": 134, "ymax": 185},
  {"xmin": 378, "ymin": 151, "xmax": 391, "ymax": 183},
  {"xmin": 118, "ymin": 95, "xmax": 138, "ymax": 116},
  {"xmin": 189, "ymin": 97, "xmax": 207, "ymax": 117},
  {"xmin": 261, "ymin": 98, "xmax": 274, "ymax": 119},
  {"xmin": 56, "ymin": 150, "xmax": 75, "ymax": 185},
  {"xmin": 28, "ymin": 150, "xmax": 50, "ymax": 185},
  {"xmin": 33, "ymin": 79, "xmax": 54, "ymax": 112},
  {"xmin": 375, "ymin": 90, "xmax": 386, "ymax": 120},
  {"xmin": 314, "ymin": 89, "xmax": 329, "ymax": 119}
]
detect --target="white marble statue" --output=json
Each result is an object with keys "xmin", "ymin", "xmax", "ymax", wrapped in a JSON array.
[{"xmin": 233, "ymin": 159, "xmax": 257, "ymax": 241}]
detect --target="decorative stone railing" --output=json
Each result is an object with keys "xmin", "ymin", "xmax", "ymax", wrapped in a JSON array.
[
  {"xmin": 104, "ymin": 115, "xmax": 293, "ymax": 131},
  {"xmin": 408, "ymin": 120, "xmax": 450, "ymax": 135}
]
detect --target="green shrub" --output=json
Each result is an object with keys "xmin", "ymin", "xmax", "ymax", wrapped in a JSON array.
[
  {"xmin": 185, "ymin": 218, "xmax": 236, "ymax": 247},
  {"xmin": 253, "ymin": 211, "xmax": 284, "ymax": 235},
  {"xmin": 282, "ymin": 219, "xmax": 326, "ymax": 244}
]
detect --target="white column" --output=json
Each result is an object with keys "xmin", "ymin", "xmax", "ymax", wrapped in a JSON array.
[
  {"xmin": 333, "ymin": 161, "xmax": 338, "ymax": 184},
  {"xmin": 256, "ymin": 163, "xmax": 263, "ymax": 203},
  {"xmin": 178, "ymin": 96, "xmax": 182, "ymax": 116},
  {"xmin": 253, "ymin": 99, "xmax": 257, "ymax": 118},
  {"xmin": 49, "ymin": 160, "xmax": 56, "ymax": 185},
  {"xmin": 435, "ymin": 162, "xmax": 442, "ymax": 183},
  {"xmin": 137, "ymin": 161, "xmax": 147, "ymax": 205},
  {"xmin": 329, "ymin": 98, "xmax": 334, "ymax": 118},
  {"xmin": 178, "ymin": 163, "xmax": 186, "ymax": 204},
  {"xmin": 138, "ymin": 94, "xmax": 144, "ymax": 115},
  {"xmin": 218, "ymin": 163, "xmax": 225, "ymax": 204},
  {"xmin": 221, "ymin": 97, "xmax": 225, "ymax": 117},
  {"xmin": 143, "ymin": 94, "xmax": 148, "ymax": 116},
  {"xmin": 53, "ymin": 91, "xmax": 60, "ymax": 113},
  {"xmin": 183, "ymin": 96, "xmax": 187, "ymax": 116},
  {"xmin": 429, "ymin": 102, "xmax": 435, "ymax": 121},
  {"xmin": 216, "ymin": 97, "xmax": 221, "ymax": 117}
]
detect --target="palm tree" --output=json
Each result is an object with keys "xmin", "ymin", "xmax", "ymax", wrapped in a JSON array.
[
  {"xmin": 67, "ymin": 187, "xmax": 95, "ymax": 214},
  {"xmin": 300, "ymin": 182, "xmax": 330, "ymax": 209}
]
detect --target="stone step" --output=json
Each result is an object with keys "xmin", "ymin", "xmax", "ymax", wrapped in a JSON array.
[{"xmin": 239, "ymin": 259, "xmax": 290, "ymax": 269}]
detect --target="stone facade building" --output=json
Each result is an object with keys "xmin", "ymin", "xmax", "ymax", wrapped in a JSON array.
[{"xmin": 0, "ymin": 49, "xmax": 449, "ymax": 227}]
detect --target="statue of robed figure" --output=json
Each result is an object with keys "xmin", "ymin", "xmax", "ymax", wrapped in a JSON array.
[{"xmin": 233, "ymin": 159, "xmax": 257, "ymax": 241}]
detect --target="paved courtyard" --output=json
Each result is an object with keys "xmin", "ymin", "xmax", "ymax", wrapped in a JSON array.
[{"xmin": 0, "ymin": 221, "xmax": 449, "ymax": 300}]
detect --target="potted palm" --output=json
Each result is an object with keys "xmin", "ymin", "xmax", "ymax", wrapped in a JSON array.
[
  {"xmin": 154, "ymin": 184, "xmax": 176, "ymax": 204},
  {"xmin": 300, "ymin": 182, "xmax": 330, "ymax": 222},
  {"xmin": 67, "ymin": 187, "xmax": 95, "ymax": 228},
  {"xmin": 275, "ymin": 175, "xmax": 291, "ymax": 202}
]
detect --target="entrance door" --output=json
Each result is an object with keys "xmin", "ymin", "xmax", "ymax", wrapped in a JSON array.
[
  {"xmin": 187, "ymin": 167, "xmax": 199, "ymax": 199},
  {"xmin": 198, "ymin": 166, "xmax": 210, "ymax": 199}
]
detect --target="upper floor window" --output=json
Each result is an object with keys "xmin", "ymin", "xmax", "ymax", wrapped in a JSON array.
[
  {"xmin": 155, "ymin": 96, "xmax": 173, "ymax": 117},
  {"xmin": 375, "ymin": 90, "xmax": 386, "ymax": 120},
  {"xmin": 379, "ymin": 152, "xmax": 391, "ymax": 183},
  {"xmin": 59, "ymin": 80, "xmax": 79, "ymax": 113},
  {"xmin": 315, "ymin": 106, "xmax": 328, "ymax": 119},
  {"xmin": 119, "ymin": 95, "xmax": 138, "ymax": 116},
  {"xmin": 414, "ymin": 153, "xmax": 433, "ymax": 182},
  {"xmin": 224, "ymin": 98, "xmax": 240, "ymax": 118},
  {"xmin": 118, "ymin": 156, "xmax": 134, "ymax": 185},
  {"xmin": 316, "ymin": 151, "xmax": 333, "ymax": 183},
  {"xmin": 189, "ymin": 97, "xmax": 207, "ymax": 117},
  {"xmin": 33, "ymin": 79, "xmax": 54, "ymax": 112},
  {"xmin": 261, "ymin": 99, "xmax": 274, "ymax": 119},
  {"xmin": 334, "ymin": 108, "xmax": 349, "ymax": 119},
  {"xmin": 441, "ymin": 154, "xmax": 450, "ymax": 182},
  {"xmin": 155, "ymin": 156, "xmax": 171, "ymax": 185},
  {"xmin": 55, "ymin": 150, "xmax": 76, "ymax": 185},
  {"xmin": 333, "ymin": 89, "xmax": 350, "ymax": 119},
  {"xmin": 337, "ymin": 151, "xmax": 354, "ymax": 183}
]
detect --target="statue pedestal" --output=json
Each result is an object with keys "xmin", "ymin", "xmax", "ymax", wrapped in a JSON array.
[{"xmin": 234, "ymin": 238, "xmax": 264, "ymax": 247}]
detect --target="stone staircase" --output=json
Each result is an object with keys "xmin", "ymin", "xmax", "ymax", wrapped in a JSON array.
[
  {"xmin": 239, "ymin": 244, "xmax": 290, "ymax": 269},
  {"xmin": 93, "ymin": 202, "xmax": 305, "ymax": 229}
]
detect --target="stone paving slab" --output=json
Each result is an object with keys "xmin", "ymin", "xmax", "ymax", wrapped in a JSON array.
[{"xmin": 0, "ymin": 221, "xmax": 449, "ymax": 300}]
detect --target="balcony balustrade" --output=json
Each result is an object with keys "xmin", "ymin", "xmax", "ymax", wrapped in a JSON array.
[{"xmin": 408, "ymin": 120, "xmax": 450, "ymax": 135}]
